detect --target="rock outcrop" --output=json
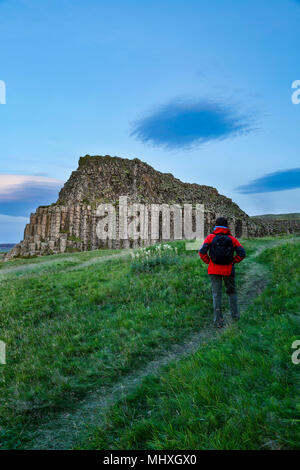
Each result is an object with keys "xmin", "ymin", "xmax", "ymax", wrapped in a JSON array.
[
  {"xmin": 250, "ymin": 217, "xmax": 300, "ymax": 237},
  {"xmin": 4, "ymin": 155, "xmax": 300, "ymax": 260}
]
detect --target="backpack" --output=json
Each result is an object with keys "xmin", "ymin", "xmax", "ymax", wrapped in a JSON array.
[{"xmin": 210, "ymin": 233, "xmax": 234, "ymax": 265}]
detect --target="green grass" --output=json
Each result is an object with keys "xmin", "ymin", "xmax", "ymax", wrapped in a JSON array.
[
  {"xmin": 1, "ymin": 237, "xmax": 299, "ymax": 449},
  {"xmin": 252, "ymin": 213, "xmax": 300, "ymax": 220},
  {"xmin": 76, "ymin": 239, "xmax": 300, "ymax": 450},
  {"xmin": 0, "ymin": 247, "xmax": 121, "ymax": 269},
  {"xmin": 0, "ymin": 242, "xmax": 213, "ymax": 448}
]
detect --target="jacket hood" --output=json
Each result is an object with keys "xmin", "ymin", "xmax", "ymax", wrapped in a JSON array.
[{"xmin": 213, "ymin": 226, "xmax": 231, "ymax": 235}]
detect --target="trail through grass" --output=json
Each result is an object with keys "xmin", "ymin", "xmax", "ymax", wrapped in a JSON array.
[
  {"xmin": 0, "ymin": 242, "xmax": 210, "ymax": 448},
  {"xmin": 1, "ymin": 237, "xmax": 298, "ymax": 449},
  {"xmin": 20, "ymin": 238, "xmax": 298, "ymax": 449},
  {"xmin": 77, "ymin": 237, "xmax": 300, "ymax": 450}
]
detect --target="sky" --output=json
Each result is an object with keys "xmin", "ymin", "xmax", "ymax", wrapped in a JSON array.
[{"xmin": 0, "ymin": 0, "xmax": 300, "ymax": 242}]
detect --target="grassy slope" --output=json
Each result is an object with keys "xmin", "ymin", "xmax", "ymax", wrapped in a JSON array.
[
  {"xmin": 0, "ymin": 237, "xmax": 299, "ymax": 449},
  {"xmin": 0, "ymin": 243, "xmax": 213, "ymax": 448},
  {"xmin": 0, "ymin": 247, "xmax": 122, "ymax": 269},
  {"xmin": 252, "ymin": 213, "xmax": 300, "ymax": 220},
  {"xmin": 76, "ymin": 239, "xmax": 300, "ymax": 450}
]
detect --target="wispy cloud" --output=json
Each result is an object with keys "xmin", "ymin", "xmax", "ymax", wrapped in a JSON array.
[
  {"xmin": 236, "ymin": 168, "xmax": 300, "ymax": 194},
  {"xmin": 130, "ymin": 98, "xmax": 256, "ymax": 150},
  {"xmin": 0, "ymin": 175, "xmax": 63, "ymax": 216}
]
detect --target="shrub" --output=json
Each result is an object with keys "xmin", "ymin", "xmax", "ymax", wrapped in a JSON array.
[{"xmin": 130, "ymin": 243, "xmax": 181, "ymax": 273}]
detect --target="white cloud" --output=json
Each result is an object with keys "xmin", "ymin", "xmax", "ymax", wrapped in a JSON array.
[
  {"xmin": 0, "ymin": 174, "xmax": 63, "ymax": 200},
  {"xmin": 0, "ymin": 174, "xmax": 63, "ymax": 216}
]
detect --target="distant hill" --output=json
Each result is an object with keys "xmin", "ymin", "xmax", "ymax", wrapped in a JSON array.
[
  {"xmin": 252, "ymin": 213, "xmax": 300, "ymax": 221},
  {"xmin": 0, "ymin": 243, "xmax": 16, "ymax": 253}
]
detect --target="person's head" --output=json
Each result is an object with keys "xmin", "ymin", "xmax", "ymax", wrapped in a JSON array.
[{"xmin": 215, "ymin": 216, "xmax": 228, "ymax": 228}]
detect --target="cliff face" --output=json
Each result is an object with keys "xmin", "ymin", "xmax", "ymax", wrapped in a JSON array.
[
  {"xmin": 58, "ymin": 155, "xmax": 248, "ymax": 216},
  {"xmin": 4, "ymin": 155, "xmax": 300, "ymax": 260},
  {"xmin": 250, "ymin": 217, "xmax": 300, "ymax": 237}
]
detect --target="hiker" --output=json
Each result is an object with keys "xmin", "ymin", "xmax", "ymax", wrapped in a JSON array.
[{"xmin": 199, "ymin": 217, "xmax": 246, "ymax": 328}]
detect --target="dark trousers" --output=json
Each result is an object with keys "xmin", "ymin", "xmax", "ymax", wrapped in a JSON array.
[{"xmin": 209, "ymin": 273, "xmax": 239, "ymax": 324}]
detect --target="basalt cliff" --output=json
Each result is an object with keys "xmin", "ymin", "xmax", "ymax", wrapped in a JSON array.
[{"xmin": 5, "ymin": 155, "xmax": 300, "ymax": 260}]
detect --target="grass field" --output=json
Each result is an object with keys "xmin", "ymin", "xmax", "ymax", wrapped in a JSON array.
[
  {"xmin": 252, "ymin": 213, "xmax": 300, "ymax": 220},
  {"xmin": 0, "ymin": 236, "xmax": 299, "ymax": 449}
]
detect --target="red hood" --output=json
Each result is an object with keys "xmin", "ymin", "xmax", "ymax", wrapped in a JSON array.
[{"xmin": 213, "ymin": 226, "xmax": 231, "ymax": 235}]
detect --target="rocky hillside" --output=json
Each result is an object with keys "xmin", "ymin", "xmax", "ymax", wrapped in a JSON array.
[
  {"xmin": 58, "ymin": 155, "xmax": 248, "ymax": 217},
  {"xmin": 4, "ymin": 155, "xmax": 300, "ymax": 260},
  {"xmin": 252, "ymin": 213, "xmax": 300, "ymax": 220}
]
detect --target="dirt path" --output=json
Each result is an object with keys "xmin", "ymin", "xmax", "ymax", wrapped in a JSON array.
[
  {"xmin": 66, "ymin": 251, "xmax": 130, "ymax": 271},
  {"xmin": 22, "ymin": 238, "xmax": 297, "ymax": 450}
]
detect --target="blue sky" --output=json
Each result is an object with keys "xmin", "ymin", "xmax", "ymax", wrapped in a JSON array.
[{"xmin": 0, "ymin": 0, "xmax": 300, "ymax": 242}]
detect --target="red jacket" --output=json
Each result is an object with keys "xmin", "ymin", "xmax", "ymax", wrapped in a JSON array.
[{"xmin": 199, "ymin": 227, "xmax": 246, "ymax": 276}]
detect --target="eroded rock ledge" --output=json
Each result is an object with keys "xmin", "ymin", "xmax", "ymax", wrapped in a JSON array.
[{"xmin": 5, "ymin": 155, "xmax": 300, "ymax": 260}]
